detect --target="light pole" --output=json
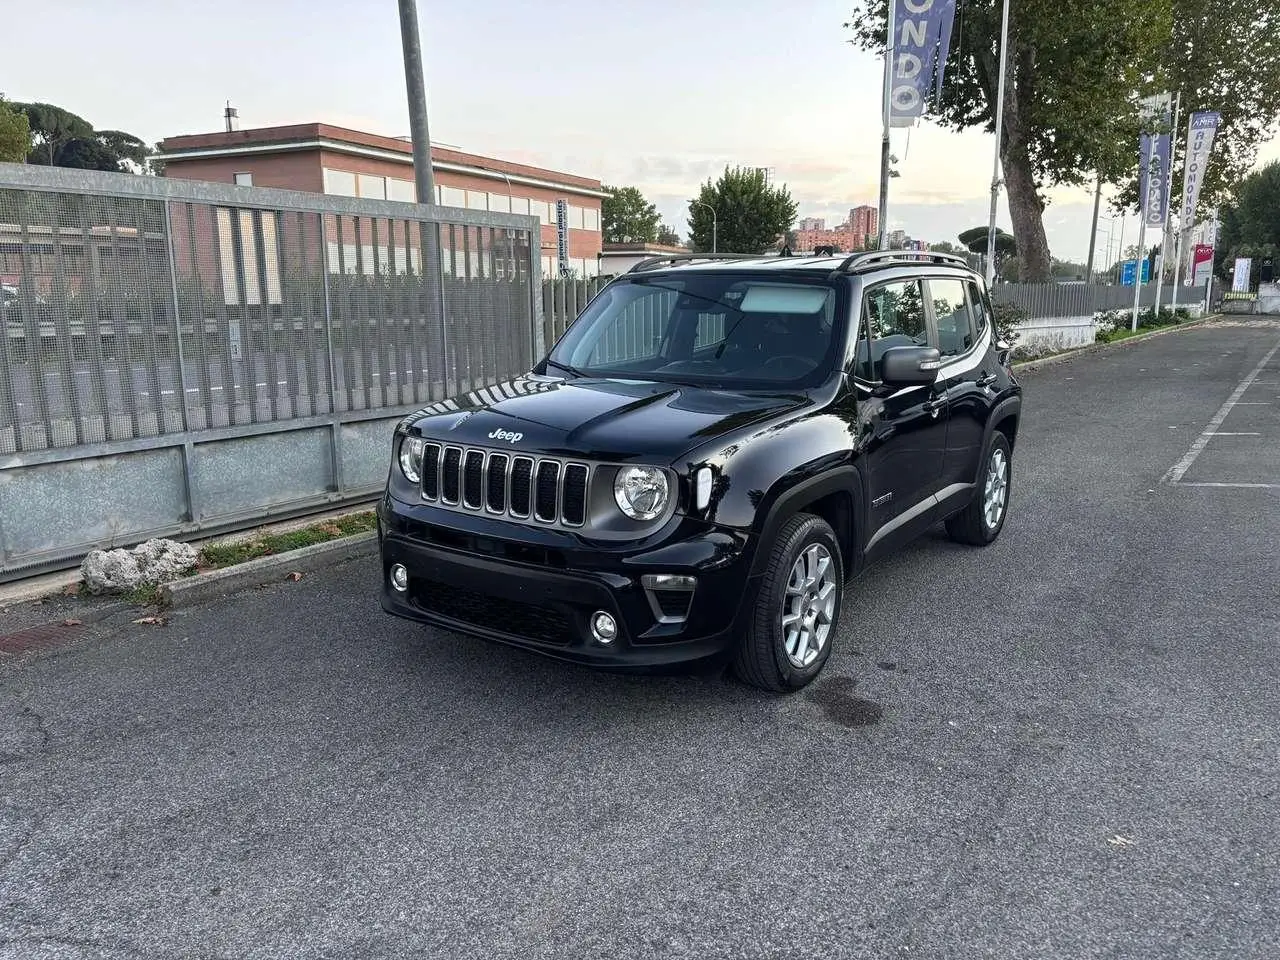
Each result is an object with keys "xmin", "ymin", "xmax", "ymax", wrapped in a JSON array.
[
  {"xmin": 691, "ymin": 199, "xmax": 718, "ymax": 253},
  {"xmin": 984, "ymin": 0, "xmax": 1012, "ymax": 287},
  {"xmin": 397, "ymin": 0, "xmax": 435, "ymax": 204}
]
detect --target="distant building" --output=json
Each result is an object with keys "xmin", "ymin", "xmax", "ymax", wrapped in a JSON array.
[
  {"xmin": 849, "ymin": 205, "xmax": 878, "ymax": 243},
  {"xmin": 794, "ymin": 226, "xmax": 868, "ymax": 253},
  {"xmin": 797, "ymin": 217, "xmax": 825, "ymax": 232},
  {"xmin": 156, "ymin": 122, "xmax": 607, "ymax": 277},
  {"xmin": 888, "ymin": 228, "xmax": 908, "ymax": 249}
]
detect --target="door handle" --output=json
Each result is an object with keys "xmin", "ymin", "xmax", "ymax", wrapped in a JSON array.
[
  {"xmin": 976, "ymin": 372, "xmax": 997, "ymax": 388},
  {"xmin": 922, "ymin": 397, "xmax": 945, "ymax": 417}
]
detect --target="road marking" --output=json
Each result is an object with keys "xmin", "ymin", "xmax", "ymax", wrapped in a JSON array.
[
  {"xmin": 1176, "ymin": 482, "xmax": 1280, "ymax": 489},
  {"xmin": 1163, "ymin": 338, "xmax": 1280, "ymax": 485},
  {"xmin": 1203, "ymin": 432, "xmax": 1261, "ymax": 436},
  {"xmin": 1233, "ymin": 402, "xmax": 1272, "ymax": 405}
]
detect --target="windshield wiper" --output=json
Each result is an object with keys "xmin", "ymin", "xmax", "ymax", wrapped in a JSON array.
[{"xmin": 545, "ymin": 358, "xmax": 587, "ymax": 378}]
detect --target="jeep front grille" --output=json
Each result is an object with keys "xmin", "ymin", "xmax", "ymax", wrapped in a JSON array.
[{"xmin": 421, "ymin": 443, "xmax": 590, "ymax": 528}]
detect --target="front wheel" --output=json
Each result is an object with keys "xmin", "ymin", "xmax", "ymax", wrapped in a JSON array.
[
  {"xmin": 946, "ymin": 431, "xmax": 1012, "ymax": 546},
  {"xmin": 733, "ymin": 513, "xmax": 844, "ymax": 692}
]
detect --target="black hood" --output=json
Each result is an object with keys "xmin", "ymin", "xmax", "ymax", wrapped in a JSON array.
[{"xmin": 406, "ymin": 374, "xmax": 811, "ymax": 463}]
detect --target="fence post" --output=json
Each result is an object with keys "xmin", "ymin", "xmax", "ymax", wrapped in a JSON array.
[
  {"xmin": 163, "ymin": 202, "xmax": 192, "ymax": 433},
  {"xmin": 319, "ymin": 215, "xmax": 339, "ymax": 414}
]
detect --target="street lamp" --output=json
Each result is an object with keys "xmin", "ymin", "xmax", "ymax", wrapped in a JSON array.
[{"xmin": 691, "ymin": 199, "xmax": 718, "ymax": 254}]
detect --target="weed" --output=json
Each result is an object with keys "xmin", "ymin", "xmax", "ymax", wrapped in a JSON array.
[{"xmin": 196, "ymin": 510, "xmax": 378, "ymax": 572}]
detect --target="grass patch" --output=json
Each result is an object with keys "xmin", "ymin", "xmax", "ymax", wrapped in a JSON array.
[
  {"xmin": 196, "ymin": 510, "xmax": 377, "ymax": 572},
  {"xmin": 127, "ymin": 583, "xmax": 162, "ymax": 607}
]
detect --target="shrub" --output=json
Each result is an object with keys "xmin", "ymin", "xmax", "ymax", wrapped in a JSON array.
[
  {"xmin": 1093, "ymin": 305, "xmax": 1188, "ymax": 343},
  {"xmin": 991, "ymin": 301, "xmax": 1027, "ymax": 349}
]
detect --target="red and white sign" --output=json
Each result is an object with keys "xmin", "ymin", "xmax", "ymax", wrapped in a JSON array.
[{"xmin": 1190, "ymin": 244, "xmax": 1214, "ymax": 287}]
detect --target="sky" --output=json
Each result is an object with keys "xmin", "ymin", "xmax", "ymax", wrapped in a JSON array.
[{"xmin": 4, "ymin": 0, "xmax": 1278, "ymax": 266}]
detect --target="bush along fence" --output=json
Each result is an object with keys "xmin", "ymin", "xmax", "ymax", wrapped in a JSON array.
[{"xmin": 541, "ymin": 276, "xmax": 1208, "ymax": 359}]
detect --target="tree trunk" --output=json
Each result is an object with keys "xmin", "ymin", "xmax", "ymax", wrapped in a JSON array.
[{"xmin": 1001, "ymin": 143, "xmax": 1053, "ymax": 282}]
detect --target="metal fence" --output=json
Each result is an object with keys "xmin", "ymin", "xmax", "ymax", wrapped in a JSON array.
[
  {"xmin": 989, "ymin": 282, "xmax": 1199, "ymax": 318},
  {"xmin": 0, "ymin": 163, "xmax": 541, "ymax": 580}
]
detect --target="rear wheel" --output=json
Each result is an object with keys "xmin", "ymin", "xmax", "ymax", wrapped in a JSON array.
[
  {"xmin": 946, "ymin": 431, "xmax": 1012, "ymax": 546},
  {"xmin": 733, "ymin": 513, "xmax": 844, "ymax": 692}
]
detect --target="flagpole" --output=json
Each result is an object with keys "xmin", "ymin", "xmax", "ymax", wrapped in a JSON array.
[
  {"xmin": 985, "ymin": 0, "xmax": 1012, "ymax": 287},
  {"xmin": 878, "ymin": 0, "xmax": 896, "ymax": 251},
  {"xmin": 1154, "ymin": 90, "xmax": 1180, "ymax": 316}
]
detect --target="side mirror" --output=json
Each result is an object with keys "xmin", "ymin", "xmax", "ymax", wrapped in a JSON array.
[
  {"xmin": 995, "ymin": 338, "xmax": 1013, "ymax": 365},
  {"xmin": 880, "ymin": 345, "xmax": 942, "ymax": 387}
]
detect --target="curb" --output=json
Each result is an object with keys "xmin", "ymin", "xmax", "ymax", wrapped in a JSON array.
[
  {"xmin": 1010, "ymin": 315, "xmax": 1217, "ymax": 374},
  {"xmin": 158, "ymin": 531, "xmax": 378, "ymax": 609}
]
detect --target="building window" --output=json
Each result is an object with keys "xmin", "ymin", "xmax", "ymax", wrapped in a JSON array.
[
  {"xmin": 488, "ymin": 193, "xmax": 511, "ymax": 213},
  {"xmin": 582, "ymin": 207, "xmax": 600, "ymax": 232},
  {"xmin": 541, "ymin": 255, "xmax": 554, "ymax": 276},
  {"xmin": 567, "ymin": 205, "xmax": 585, "ymax": 230},
  {"xmin": 357, "ymin": 174, "xmax": 386, "ymax": 200},
  {"xmin": 233, "ymin": 172, "xmax": 253, "ymax": 186},
  {"xmin": 387, "ymin": 178, "xmax": 416, "ymax": 203},
  {"xmin": 466, "ymin": 190, "xmax": 488, "ymax": 211},
  {"xmin": 530, "ymin": 201, "xmax": 553, "ymax": 225},
  {"xmin": 510, "ymin": 197, "xmax": 530, "ymax": 216},
  {"xmin": 323, "ymin": 169, "xmax": 358, "ymax": 197},
  {"xmin": 440, "ymin": 185, "xmax": 466, "ymax": 208}
]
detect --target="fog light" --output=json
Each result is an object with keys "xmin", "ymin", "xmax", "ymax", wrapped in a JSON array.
[
  {"xmin": 390, "ymin": 563, "xmax": 408, "ymax": 592},
  {"xmin": 590, "ymin": 610, "xmax": 618, "ymax": 644}
]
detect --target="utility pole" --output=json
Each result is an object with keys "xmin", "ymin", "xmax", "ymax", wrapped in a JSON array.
[
  {"xmin": 397, "ymin": 0, "xmax": 435, "ymax": 204},
  {"xmin": 1085, "ymin": 174, "xmax": 1102, "ymax": 284},
  {"xmin": 985, "ymin": 0, "xmax": 1012, "ymax": 287},
  {"xmin": 877, "ymin": 0, "xmax": 896, "ymax": 250}
]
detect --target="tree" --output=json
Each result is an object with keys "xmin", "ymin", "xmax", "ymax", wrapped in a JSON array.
[
  {"xmin": 846, "ymin": 2, "xmax": 1167, "ymax": 282},
  {"xmin": 1214, "ymin": 161, "xmax": 1280, "ymax": 276},
  {"xmin": 655, "ymin": 224, "xmax": 682, "ymax": 247},
  {"xmin": 0, "ymin": 96, "xmax": 29, "ymax": 163},
  {"xmin": 1113, "ymin": 1, "xmax": 1280, "ymax": 217},
  {"xmin": 14, "ymin": 101, "xmax": 152, "ymax": 172},
  {"xmin": 602, "ymin": 185, "xmax": 661, "ymax": 244},
  {"xmin": 687, "ymin": 165, "xmax": 797, "ymax": 254},
  {"xmin": 959, "ymin": 226, "xmax": 1017, "ymax": 277}
]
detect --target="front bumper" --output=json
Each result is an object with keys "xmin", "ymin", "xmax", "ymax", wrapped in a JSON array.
[{"xmin": 378, "ymin": 498, "xmax": 757, "ymax": 672}]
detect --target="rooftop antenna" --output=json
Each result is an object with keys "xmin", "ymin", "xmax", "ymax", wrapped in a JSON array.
[{"xmin": 224, "ymin": 101, "xmax": 239, "ymax": 132}]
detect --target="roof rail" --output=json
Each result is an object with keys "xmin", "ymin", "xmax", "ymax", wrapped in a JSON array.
[
  {"xmin": 626, "ymin": 253, "xmax": 771, "ymax": 273},
  {"xmin": 830, "ymin": 250, "xmax": 973, "ymax": 276}
]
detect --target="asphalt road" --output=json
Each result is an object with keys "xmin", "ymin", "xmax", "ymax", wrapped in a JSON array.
[{"xmin": 3, "ymin": 318, "xmax": 1279, "ymax": 960}]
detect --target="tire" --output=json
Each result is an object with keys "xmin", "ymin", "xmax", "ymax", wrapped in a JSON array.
[
  {"xmin": 945, "ymin": 430, "xmax": 1012, "ymax": 546},
  {"xmin": 733, "ymin": 513, "xmax": 844, "ymax": 693}
]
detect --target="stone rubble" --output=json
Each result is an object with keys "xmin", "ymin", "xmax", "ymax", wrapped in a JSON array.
[{"xmin": 80, "ymin": 538, "xmax": 199, "ymax": 594}]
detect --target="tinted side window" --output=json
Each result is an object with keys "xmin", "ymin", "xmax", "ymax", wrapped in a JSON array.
[
  {"xmin": 967, "ymin": 281, "xmax": 991, "ymax": 339},
  {"xmin": 929, "ymin": 278, "xmax": 975, "ymax": 357},
  {"xmin": 857, "ymin": 279, "xmax": 927, "ymax": 381}
]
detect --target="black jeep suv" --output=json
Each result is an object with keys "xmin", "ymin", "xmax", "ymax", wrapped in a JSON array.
[{"xmin": 377, "ymin": 250, "xmax": 1022, "ymax": 691}]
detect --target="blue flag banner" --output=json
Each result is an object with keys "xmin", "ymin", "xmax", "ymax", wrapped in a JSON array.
[
  {"xmin": 1137, "ymin": 95, "xmax": 1173, "ymax": 230},
  {"xmin": 889, "ymin": 0, "xmax": 958, "ymax": 127}
]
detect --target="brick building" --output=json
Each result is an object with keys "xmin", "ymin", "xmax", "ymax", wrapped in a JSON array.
[
  {"xmin": 156, "ymin": 123, "xmax": 607, "ymax": 277},
  {"xmin": 848, "ymin": 205, "xmax": 878, "ymax": 244}
]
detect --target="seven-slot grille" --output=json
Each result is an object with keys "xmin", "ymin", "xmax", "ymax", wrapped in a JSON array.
[{"xmin": 421, "ymin": 442, "xmax": 590, "ymax": 527}]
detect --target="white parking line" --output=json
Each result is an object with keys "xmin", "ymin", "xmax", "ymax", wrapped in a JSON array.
[
  {"xmin": 1204, "ymin": 432, "xmax": 1261, "ymax": 436},
  {"xmin": 1177, "ymin": 482, "xmax": 1280, "ymax": 489},
  {"xmin": 1164, "ymin": 339, "xmax": 1280, "ymax": 485}
]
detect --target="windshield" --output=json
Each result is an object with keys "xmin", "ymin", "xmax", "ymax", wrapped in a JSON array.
[{"xmin": 546, "ymin": 273, "xmax": 844, "ymax": 388}]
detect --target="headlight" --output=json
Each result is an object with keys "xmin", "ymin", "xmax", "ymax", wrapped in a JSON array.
[
  {"xmin": 398, "ymin": 435, "xmax": 425, "ymax": 483},
  {"xmin": 613, "ymin": 465, "xmax": 669, "ymax": 521}
]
